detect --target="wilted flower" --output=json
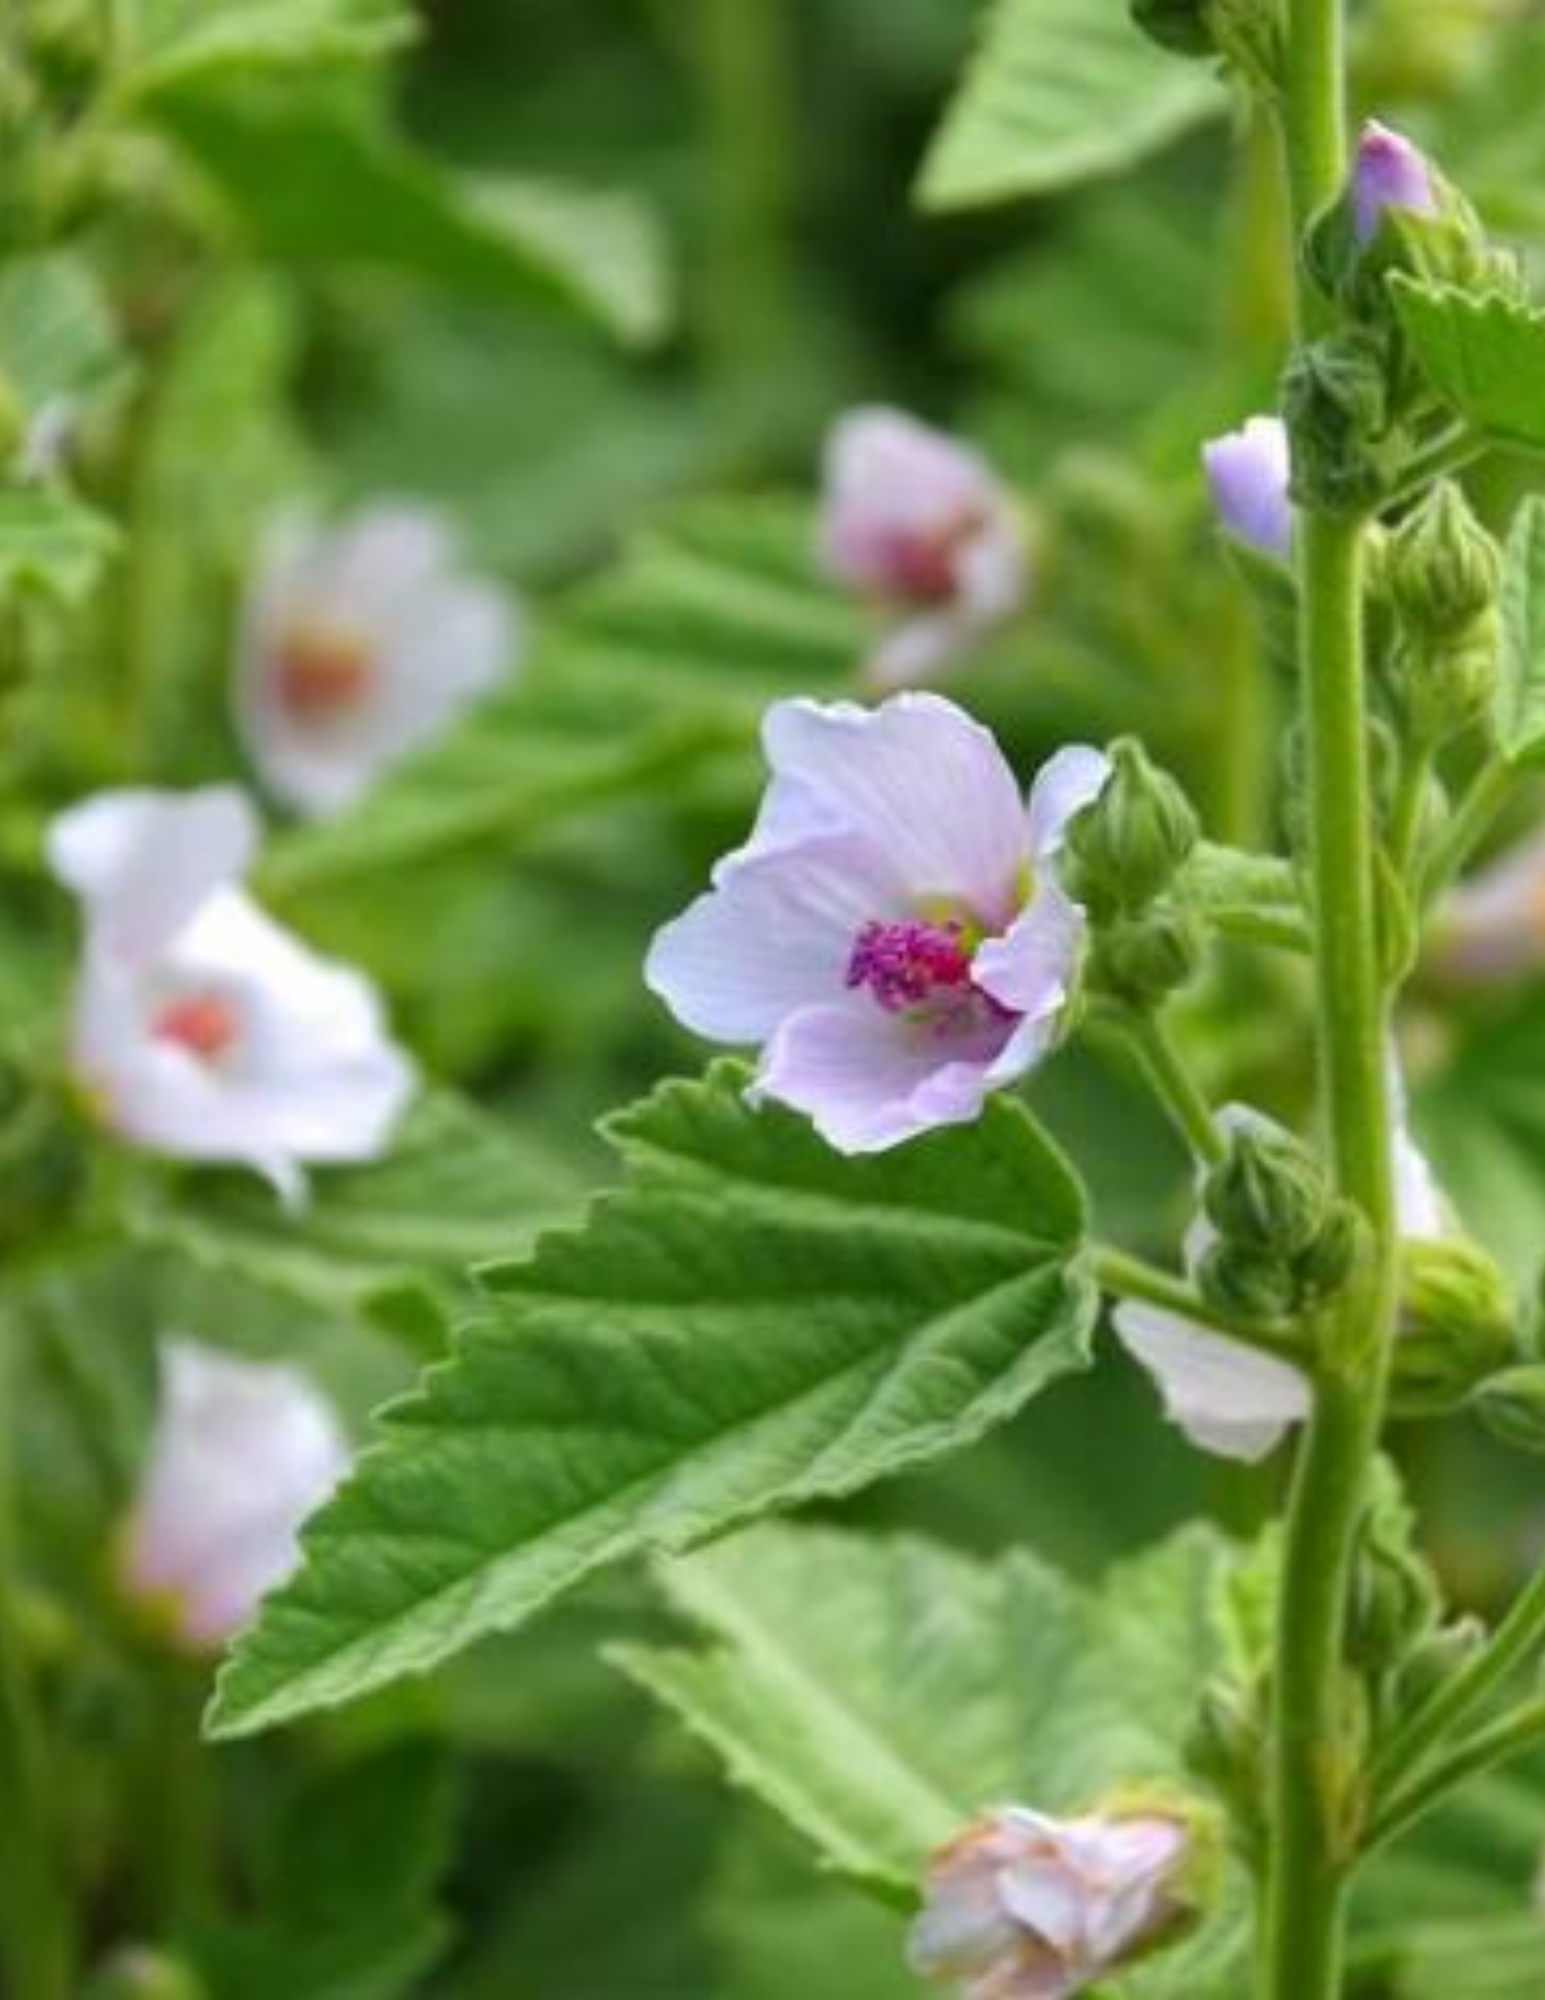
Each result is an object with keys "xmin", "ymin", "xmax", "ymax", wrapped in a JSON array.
[
  {"xmin": 1202, "ymin": 415, "xmax": 1292, "ymax": 560},
  {"xmin": 819, "ymin": 408, "xmax": 1027, "ymax": 688},
  {"xmin": 236, "ymin": 502, "xmax": 517, "ymax": 818},
  {"xmin": 123, "ymin": 1339, "xmax": 348, "ymax": 1649},
  {"xmin": 909, "ymin": 1805, "xmax": 1190, "ymax": 1999},
  {"xmin": 646, "ymin": 694, "xmax": 1107, "ymax": 1153},
  {"xmin": 1114, "ymin": 1095, "xmax": 1446, "ymax": 1462},
  {"xmin": 1352, "ymin": 121, "xmax": 1438, "ymax": 245},
  {"xmin": 1434, "ymin": 825, "xmax": 1545, "ymax": 985},
  {"xmin": 48, "ymin": 785, "xmax": 413, "ymax": 1200}
]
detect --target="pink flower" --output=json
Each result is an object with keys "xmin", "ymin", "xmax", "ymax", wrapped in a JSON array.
[
  {"xmin": 1114, "ymin": 1097, "xmax": 1447, "ymax": 1462},
  {"xmin": 909, "ymin": 1806, "xmax": 1189, "ymax": 1999},
  {"xmin": 646, "ymin": 695, "xmax": 1108, "ymax": 1153},
  {"xmin": 123, "ymin": 1339, "xmax": 348, "ymax": 1650},
  {"xmin": 48, "ymin": 786, "xmax": 413, "ymax": 1200},
  {"xmin": 819, "ymin": 409, "xmax": 1027, "ymax": 687},
  {"xmin": 236, "ymin": 502, "xmax": 517, "ymax": 818},
  {"xmin": 1353, "ymin": 121, "xmax": 1438, "ymax": 245},
  {"xmin": 1203, "ymin": 416, "xmax": 1292, "ymax": 560},
  {"xmin": 1434, "ymin": 825, "xmax": 1545, "ymax": 984}
]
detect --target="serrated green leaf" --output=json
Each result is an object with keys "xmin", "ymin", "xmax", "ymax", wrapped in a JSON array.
[
  {"xmin": 1496, "ymin": 496, "xmax": 1545, "ymax": 767},
  {"xmin": 143, "ymin": 79, "xmax": 669, "ymax": 345},
  {"xmin": 1391, "ymin": 280, "xmax": 1545, "ymax": 455},
  {"xmin": 122, "ymin": 0, "xmax": 413, "ymax": 95},
  {"xmin": 0, "ymin": 488, "xmax": 120, "ymax": 606},
  {"xmin": 207, "ymin": 1065, "xmax": 1097, "ymax": 1739},
  {"xmin": 612, "ymin": 1521, "xmax": 1230, "ymax": 1892},
  {"xmin": 126, "ymin": 1094, "xmax": 581, "ymax": 1335},
  {"xmin": 917, "ymin": 0, "xmax": 1220, "ymax": 212}
]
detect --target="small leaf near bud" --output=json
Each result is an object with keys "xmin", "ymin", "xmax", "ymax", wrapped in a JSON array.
[
  {"xmin": 1474, "ymin": 1364, "xmax": 1545, "ymax": 1454},
  {"xmin": 1063, "ymin": 737, "xmax": 1199, "ymax": 918},
  {"xmin": 1390, "ymin": 1237, "xmax": 1519, "ymax": 1416}
]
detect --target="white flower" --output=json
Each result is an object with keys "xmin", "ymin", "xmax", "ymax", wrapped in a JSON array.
[
  {"xmin": 236, "ymin": 502, "xmax": 517, "ymax": 818},
  {"xmin": 819, "ymin": 409, "xmax": 1027, "ymax": 688},
  {"xmin": 123, "ymin": 1339, "xmax": 348, "ymax": 1649},
  {"xmin": 1114, "ymin": 1096, "xmax": 1448, "ymax": 1463},
  {"xmin": 909, "ymin": 1806, "xmax": 1190, "ymax": 2000},
  {"xmin": 49, "ymin": 785, "xmax": 413, "ymax": 1201}
]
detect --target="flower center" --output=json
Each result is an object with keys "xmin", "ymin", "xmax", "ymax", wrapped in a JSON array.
[
  {"xmin": 877, "ymin": 507, "xmax": 985, "ymax": 606},
  {"xmin": 151, "ymin": 990, "xmax": 242, "ymax": 1063},
  {"xmin": 847, "ymin": 918, "xmax": 1013, "ymax": 1031},
  {"xmin": 273, "ymin": 624, "xmax": 375, "ymax": 722}
]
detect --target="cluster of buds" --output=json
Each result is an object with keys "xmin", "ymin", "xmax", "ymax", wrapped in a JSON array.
[
  {"xmin": 909, "ymin": 1796, "xmax": 1211, "ymax": 1998},
  {"xmin": 1060, "ymin": 738, "xmax": 1201, "ymax": 1013},
  {"xmin": 1383, "ymin": 480, "xmax": 1502, "ymax": 750},
  {"xmin": 1196, "ymin": 1113, "xmax": 1360, "ymax": 1323}
]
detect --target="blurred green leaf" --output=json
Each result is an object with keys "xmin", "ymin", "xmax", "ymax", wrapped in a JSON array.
[
  {"xmin": 616, "ymin": 1520, "xmax": 1230, "ymax": 1894},
  {"xmin": 120, "ymin": 0, "xmax": 413, "ymax": 95},
  {"xmin": 0, "ymin": 488, "xmax": 120, "ymax": 606},
  {"xmin": 917, "ymin": 0, "xmax": 1220, "ymax": 212},
  {"xmin": 0, "ymin": 254, "xmax": 124, "ymax": 417},
  {"xmin": 127, "ymin": 1093, "xmax": 582, "ymax": 1337},
  {"xmin": 142, "ymin": 80, "xmax": 670, "ymax": 345},
  {"xmin": 1496, "ymin": 495, "xmax": 1545, "ymax": 767},
  {"xmin": 207, "ymin": 1063, "xmax": 1097, "ymax": 1739},
  {"xmin": 1392, "ymin": 280, "xmax": 1545, "ymax": 455}
]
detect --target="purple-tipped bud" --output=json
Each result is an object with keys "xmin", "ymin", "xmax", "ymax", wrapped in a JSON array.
[
  {"xmin": 1202, "ymin": 416, "xmax": 1292, "ymax": 560},
  {"xmin": 1353, "ymin": 122, "xmax": 1438, "ymax": 245}
]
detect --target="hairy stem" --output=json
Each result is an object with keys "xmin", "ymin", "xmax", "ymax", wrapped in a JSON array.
[
  {"xmin": 1121, "ymin": 1012, "xmax": 1225, "ymax": 1166},
  {"xmin": 1264, "ymin": 6, "xmax": 1401, "ymax": 1989}
]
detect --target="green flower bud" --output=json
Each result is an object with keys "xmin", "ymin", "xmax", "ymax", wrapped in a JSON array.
[
  {"xmin": 1129, "ymin": 0, "xmax": 1213, "ymax": 55},
  {"xmin": 1292, "ymin": 1198, "xmax": 1364, "ymax": 1308},
  {"xmin": 1283, "ymin": 334, "xmax": 1398, "ymax": 516},
  {"xmin": 1063, "ymin": 738, "xmax": 1199, "ymax": 919},
  {"xmin": 1389, "ymin": 1236, "xmax": 1518, "ymax": 1416},
  {"xmin": 1474, "ymin": 1364, "xmax": 1545, "ymax": 1454},
  {"xmin": 1390, "ymin": 1614, "xmax": 1486, "ymax": 1719},
  {"xmin": 1196, "ymin": 1239, "xmax": 1300, "ymax": 1323},
  {"xmin": 1388, "ymin": 483, "xmax": 1502, "ymax": 642},
  {"xmin": 1202, "ymin": 1118, "xmax": 1331, "ymax": 1258},
  {"xmin": 1347, "ymin": 1471, "xmax": 1440, "ymax": 1676},
  {"xmin": 1086, "ymin": 904, "xmax": 1201, "ymax": 1012}
]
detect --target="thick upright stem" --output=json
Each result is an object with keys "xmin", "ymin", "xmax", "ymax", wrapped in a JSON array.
[{"xmin": 1264, "ymin": 9, "xmax": 1402, "ymax": 1992}]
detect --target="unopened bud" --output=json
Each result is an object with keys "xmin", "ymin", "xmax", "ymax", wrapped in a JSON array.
[
  {"xmin": 1283, "ymin": 334, "xmax": 1396, "ymax": 516},
  {"xmin": 1474, "ymin": 1365, "xmax": 1545, "ymax": 1454},
  {"xmin": 1087, "ymin": 904, "xmax": 1201, "ymax": 1011},
  {"xmin": 1390, "ymin": 1236, "xmax": 1518, "ymax": 1416},
  {"xmin": 1197, "ymin": 1239, "xmax": 1300, "ymax": 1323},
  {"xmin": 1392, "ymin": 1614, "xmax": 1486, "ymax": 1716},
  {"xmin": 1202, "ymin": 1118, "xmax": 1331, "ymax": 1258},
  {"xmin": 1348, "ymin": 1469, "xmax": 1440, "ymax": 1675},
  {"xmin": 1064, "ymin": 738, "xmax": 1198, "ymax": 918},
  {"xmin": 1293, "ymin": 1199, "xmax": 1364, "ymax": 1307},
  {"xmin": 1389, "ymin": 484, "xmax": 1501, "ymax": 641},
  {"xmin": 1204, "ymin": 415, "xmax": 1293, "ymax": 561}
]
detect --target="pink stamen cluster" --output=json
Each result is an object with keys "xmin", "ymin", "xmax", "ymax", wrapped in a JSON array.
[
  {"xmin": 152, "ymin": 990, "xmax": 241, "ymax": 1062},
  {"xmin": 847, "ymin": 918, "xmax": 978, "ymax": 1015}
]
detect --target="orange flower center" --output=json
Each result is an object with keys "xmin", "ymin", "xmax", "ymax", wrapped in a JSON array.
[
  {"xmin": 273, "ymin": 625, "xmax": 374, "ymax": 721},
  {"xmin": 152, "ymin": 991, "xmax": 241, "ymax": 1062}
]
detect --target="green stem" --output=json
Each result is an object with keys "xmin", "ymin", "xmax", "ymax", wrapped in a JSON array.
[
  {"xmin": 0, "ymin": 1326, "xmax": 72, "ymax": 2000},
  {"xmin": 1365, "ymin": 1699, "xmax": 1545, "ymax": 1856},
  {"xmin": 1120, "ymin": 1012, "xmax": 1225, "ymax": 1166},
  {"xmin": 1373, "ymin": 1557, "xmax": 1545, "ymax": 1799},
  {"xmin": 1264, "ymin": 3, "xmax": 1403, "ymax": 1981},
  {"xmin": 1091, "ymin": 1245, "xmax": 1305, "ymax": 1361},
  {"xmin": 1420, "ymin": 755, "xmax": 1516, "ymax": 906}
]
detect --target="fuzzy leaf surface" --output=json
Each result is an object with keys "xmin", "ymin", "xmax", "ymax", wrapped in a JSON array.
[
  {"xmin": 1496, "ymin": 495, "xmax": 1545, "ymax": 766},
  {"xmin": 1392, "ymin": 281, "xmax": 1545, "ymax": 454},
  {"xmin": 207, "ymin": 1066, "xmax": 1096, "ymax": 1738}
]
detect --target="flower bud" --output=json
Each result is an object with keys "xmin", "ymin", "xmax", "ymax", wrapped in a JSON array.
[
  {"xmin": 1196, "ymin": 1239, "xmax": 1301, "ymax": 1323},
  {"xmin": 1086, "ymin": 904, "xmax": 1201, "ymax": 1011},
  {"xmin": 1203, "ymin": 415, "xmax": 1293, "ymax": 560},
  {"xmin": 1347, "ymin": 1469, "xmax": 1440, "ymax": 1676},
  {"xmin": 1353, "ymin": 122, "xmax": 1439, "ymax": 246},
  {"xmin": 909, "ymin": 1799, "xmax": 1206, "ymax": 1997},
  {"xmin": 1202, "ymin": 1118, "xmax": 1331, "ymax": 1259},
  {"xmin": 1474, "ymin": 1365, "xmax": 1545, "ymax": 1455},
  {"xmin": 1389, "ymin": 483, "xmax": 1501, "ymax": 642},
  {"xmin": 1291, "ymin": 1198, "xmax": 1364, "ymax": 1308},
  {"xmin": 1391, "ymin": 1614, "xmax": 1486, "ymax": 1718},
  {"xmin": 1389, "ymin": 1237, "xmax": 1518, "ymax": 1416},
  {"xmin": 1282, "ymin": 334, "xmax": 1396, "ymax": 516},
  {"xmin": 1062, "ymin": 737, "xmax": 1198, "ymax": 918}
]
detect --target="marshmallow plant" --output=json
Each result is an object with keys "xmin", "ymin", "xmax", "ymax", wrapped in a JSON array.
[
  {"xmin": 49, "ymin": 786, "xmax": 413, "ymax": 1200},
  {"xmin": 236, "ymin": 503, "xmax": 517, "ymax": 818}
]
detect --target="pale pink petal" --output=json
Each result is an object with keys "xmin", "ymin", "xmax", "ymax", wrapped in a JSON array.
[
  {"xmin": 820, "ymin": 408, "xmax": 993, "ymax": 587},
  {"xmin": 974, "ymin": 885, "xmax": 1085, "ymax": 1025},
  {"xmin": 866, "ymin": 611, "xmax": 976, "ymax": 691},
  {"xmin": 1025, "ymin": 747, "xmax": 1112, "ymax": 860},
  {"xmin": 1203, "ymin": 417, "xmax": 1293, "ymax": 560},
  {"xmin": 1112, "ymin": 1303, "xmax": 1311, "ymax": 1462},
  {"xmin": 1353, "ymin": 121, "xmax": 1438, "ymax": 244},
  {"xmin": 48, "ymin": 787, "xmax": 257, "ymax": 963},
  {"xmin": 762, "ymin": 695, "xmax": 1030, "ymax": 922}
]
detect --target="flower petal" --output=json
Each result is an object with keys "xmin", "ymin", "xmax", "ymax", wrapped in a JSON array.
[
  {"xmin": 1112, "ymin": 1304, "xmax": 1311, "ymax": 1463},
  {"xmin": 1025, "ymin": 746, "xmax": 1112, "ymax": 860},
  {"xmin": 974, "ymin": 884, "xmax": 1085, "ymax": 1027},
  {"xmin": 762, "ymin": 695, "xmax": 1031, "ymax": 923}
]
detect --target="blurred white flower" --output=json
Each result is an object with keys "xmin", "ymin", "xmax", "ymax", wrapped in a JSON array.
[
  {"xmin": 123, "ymin": 1339, "xmax": 348, "ymax": 1649},
  {"xmin": 236, "ymin": 502, "xmax": 518, "ymax": 818},
  {"xmin": 909, "ymin": 1805, "xmax": 1190, "ymax": 1999},
  {"xmin": 49, "ymin": 785, "xmax": 413, "ymax": 1200},
  {"xmin": 819, "ymin": 408, "xmax": 1027, "ymax": 688}
]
